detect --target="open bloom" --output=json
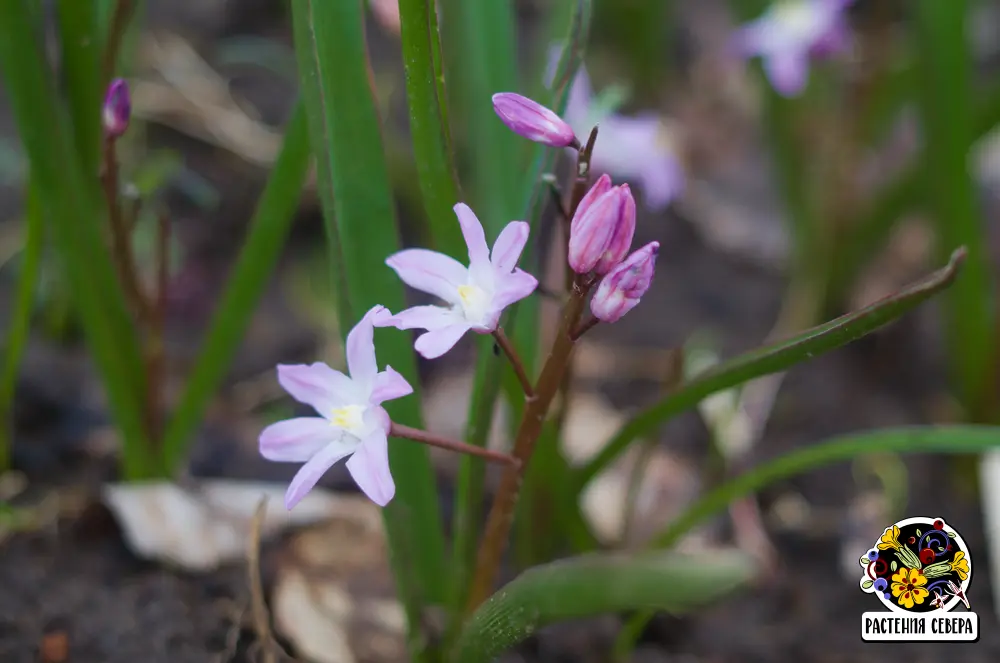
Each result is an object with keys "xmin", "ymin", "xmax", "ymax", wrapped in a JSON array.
[
  {"xmin": 259, "ymin": 306, "xmax": 411, "ymax": 509},
  {"xmin": 549, "ymin": 46, "xmax": 684, "ymax": 211},
  {"xmin": 103, "ymin": 78, "xmax": 131, "ymax": 137},
  {"xmin": 492, "ymin": 92, "xmax": 578, "ymax": 147},
  {"xmin": 877, "ymin": 525, "xmax": 901, "ymax": 551},
  {"xmin": 590, "ymin": 241, "xmax": 659, "ymax": 323},
  {"xmin": 731, "ymin": 0, "xmax": 853, "ymax": 97},
  {"xmin": 378, "ymin": 203, "xmax": 538, "ymax": 359},
  {"xmin": 890, "ymin": 567, "xmax": 929, "ymax": 609}
]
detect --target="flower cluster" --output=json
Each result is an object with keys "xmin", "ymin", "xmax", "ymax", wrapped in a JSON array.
[{"xmin": 262, "ymin": 89, "xmax": 661, "ymax": 510}]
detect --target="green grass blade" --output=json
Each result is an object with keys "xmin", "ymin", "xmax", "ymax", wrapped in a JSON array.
[
  {"xmin": 0, "ymin": 181, "xmax": 44, "ymax": 472},
  {"xmin": 913, "ymin": 0, "xmax": 996, "ymax": 420},
  {"xmin": 0, "ymin": 0, "xmax": 151, "ymax": 478},
  {"xmin": 398, "ymin": 0, "xmax": 464, "ymax": 258},
  {"xmin": 160, "ymin": 102, "xmax": 310, "ymax": 472},
  {"xmin": 290, "ymin": 0, "xmax": 448, "ymax": 647},
  {"xmin": 56, "ymin": 0, "xmax": 102, "ymax": 173},
  {"xmin": 574, "ymin": 248, "xmax": 966, "ymax": 490},
  {"xmin": 453, "ymin": 549, "xmax": 754, "ymax": 663}
]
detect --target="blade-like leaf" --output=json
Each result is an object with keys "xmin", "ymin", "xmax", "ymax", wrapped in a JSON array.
[
  {"xmin": 56, "ymin": 0, "xmax": 102, "ymax": 173},
  {"xmin": 575, "ymin": 248, "xmax": 966, "ymax": 490},
  {"xmin": 160, "ymin": 102, "xmax": 310, "ymax": 472},
  {"xmin": 290, "ymin": 0, "xmax": 448, "ymax": 648},
  {"xmin": 398, "ymin": 0, "xmax": 464, "ymax": 258},
  {"xmin": 453, "ymin": 549, "xmax": 754, "ymax": 663}
]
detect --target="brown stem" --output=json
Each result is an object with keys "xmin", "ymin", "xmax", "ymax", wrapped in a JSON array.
[
  {"xmin": 465, "ymin": 275, "xmax": 593, "ymax": 612},
  {"xmin": 100, "ymin": 0, "xmax": 136, "ymax": 88},
  {"xmin": 389, "ymin": 423, "xmax": 519, "ymax": 467},
  {"xmin": 492, "ymin": 328, "xmax": 535, "ymax": 399},
  {"xmin": 570, "ymin": 315, "xmax": 599, "ymax": 341}
]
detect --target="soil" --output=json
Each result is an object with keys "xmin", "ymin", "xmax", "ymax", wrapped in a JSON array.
[{"xmin": 1, "ymin": 0, "xmax": 999, "ymax": 662}]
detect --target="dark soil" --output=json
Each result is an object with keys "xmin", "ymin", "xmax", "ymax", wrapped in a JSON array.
[{"xmin": 2, "ymin": 1, "xmax": 999, "ymax": 662}]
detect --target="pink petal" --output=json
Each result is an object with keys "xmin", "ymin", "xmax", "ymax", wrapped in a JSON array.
[
  {"xmin": 277, "ymin": 363, "xmax": 358, "ymax": 412},
  {"xmin": 346, "ymin": 428, "xmax": 395, "ymax": 506},
  {"xmin": 346, "ymin": 305, "xmax": 386, "ymax": 388},
  {"xmin": 764, "ymin": 50, "xmax": 809, "ymax": 96},
  {"xmin": 385, "ymin": 248, "xmax": 467, "ymax": 304},
  {"xmin": 414, "ymin": 323, "xmax": 473, "ymax": 359},
  {"xmin": 260, "ymin": 417, "xmax": 336, "ymax": 462},
  {"xmin": 454, "ymin": 203, "xmax": 492, "ymax": 284},
  {"xmin": 492, "ymin": 269, "xmax": 538, "ymax": 311},
  {"xmin": 491, "ymin": 221, "xmax": 530, "ymax": 273},
  {"xmin": 370, "ymin": 365, "xmax": 413, "ymax": 405},
  {"xmin": 284, "ymin": 439, "xmax": 357, "ymax": 509},
  {"xmin": 381, "ymin": 305, "xmax": 460, "ymax": 331}
]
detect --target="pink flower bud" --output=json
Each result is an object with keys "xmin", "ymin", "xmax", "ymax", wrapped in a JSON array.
[
  {"xmin": 103, "ymin": 78, "xmax": 131, "ymax": 138},
  {"xmin": 567, "ymin": 182, "xmax": 636, "ymax": 276},
  {"xmin": 590, "ymin": 241, "xmax": 659, "ymax": 323},
  {"xmin": 492, "ymin": 92, "xmax": 577, "ymax": 147},
  {"xmin": 570, "ymin": 174, "xmax": 613, "ymax": 236}
]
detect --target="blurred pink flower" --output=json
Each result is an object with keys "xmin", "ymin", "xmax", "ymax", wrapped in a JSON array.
[
  {"xmin": 550, "ymin": 48, "xmax": 684, "ymax": 211},
  {"xmin": 378, "ymin": 203, "xmax": 537, "ymax": 359},
  {"xmin": 732, "ymin": 0, "xmax": 853, "ymax": 97},
  {"xmin": 259, "ymin": 305, "xmax": 411, "ymax": 509},
  {"xmin": 103, "ymin": 78, "xmax": 131, "ymax": 137},
  {"xmin": 590, "ymin": 241, "xmax": 659, "ymax": 323},
  {"xmin": 368, "ymin": 0, "xmax": 401, "ymax": 34}
]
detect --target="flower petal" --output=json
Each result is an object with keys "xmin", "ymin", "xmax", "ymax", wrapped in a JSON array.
[
  {"xmin": 381, "ymin": 304, "xmax": 461, "ymax": 331},
  {"xmin": 492, "ymin": 269, "xmax": 538, "ymax": 311},
  {"xmin": 277, "ymin": 363, "xmax": 359, "ymax": 412},
  {"xmin": 414, "ymin": 323, "xmax": 473, "ymax": 359},
  {"xmin": 491, "ymin": 221, "xmax": 530, "ymax": 273},
  {"xmin": 385, "ymin": 248, "xmax": 467, "ymax": 304},
  {"xmin": 370, "ymin": 365, "xmax": 413, "ymax": 405},
  {"xmin": 284, "ymin": 438, "xmax": 358, "ymax": 509},
  {"xmin": 346, "ymin": 305, "xmax": 386, "ymax": 389},
  {"xmin": 454, "ymin": 203, "xmax": 492, "ymax": 284},
  {"xmin": 346, "ymin": 428, "xmax": 395, "ymax": 506},
  {"xmin": 764, "ymin": 50, "xmax": 810, "ymax": 97},
  {"xmin": 260, "ymin": 417, "xmax": 337, "ymax": 461}
]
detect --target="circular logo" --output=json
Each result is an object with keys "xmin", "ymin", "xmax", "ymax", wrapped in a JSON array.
[{"xmin": 859, "ymin": 517, "xmax": 972, "ymax": 613}]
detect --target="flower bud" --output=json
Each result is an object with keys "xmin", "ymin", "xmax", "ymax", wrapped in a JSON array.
[
  {"xmin": 570, "ymin": 174, "xmax": 613, "ymax": 236},
  {"xmin": 492, "ymin": 93, "xmax": 577, "ymax": 147},
  {"xmin": 590, "ymin": 241, "xmax": 659, "ymax": 323},
  {"xmin": 103, "ymin": 78, "xmax": 131, "ymax": 138},
  {"xmin": 567, "ymin": 182, "xmax": 636, "ymax": 275}
]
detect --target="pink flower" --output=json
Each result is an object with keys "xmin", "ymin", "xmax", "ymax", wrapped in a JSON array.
[
  {"xmin": 590, "ymin": 241, "xmax": 659, "ymax": 323},
  {"xmin": 103, "ymin": 78, "xmax": 131, "ymax": 138},
  {"xmin": 259, "ymin": 305, "xmax": 412, "ymax": 509},
  {"xmin": 549, "ymin": 47, "xmax": 684, "ymax": 211},
  {"xmin": 568, "ymin": 176, "xmax": 636, "ymax": 276},
  {"xmin": 493, "ymin": 92, "xmax": 578, "ymax": 148},
  {"xmin": 731, "ymin": 0, "xmax": 853, "ymax": 97},
  {"xmin": 378, "ymin": 203, "xmax": 538, "ymax": 359}
]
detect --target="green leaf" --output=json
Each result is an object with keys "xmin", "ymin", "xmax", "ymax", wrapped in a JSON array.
[
  {"xmin": 0, "ymin": 180, "xmax": 44, "ymax": 471},
  {"xmin": 574, "ymin": 248, "xmax": 966, "ymax": 490},
  {"xmin": 56, "ymin": 0, "xmax": 102, "ymax": 174},
  {"xmin": 398, "ymin": 0, "xmax": 464, "ymax": 259},
  {"xmin": 290, "ymin": 1, "xmax": 447, "ymax": 655},
  {"xmin": 160, "ymin": 102, "xmax": 310, "ymax": 472},
  {"xmin": 862, "ymin": 579, "xmax": 874, "ymax": 590},
  {"xmin": 912, "ymin": 0, "xmax": 996, "ymax": 421},
  {"xmin": 453, "ymin": 549, "xmax": 754, "ymax": 663},
  {"xmin": 891, "ymin": 560, "xmax": 898, "ymax": 572}
]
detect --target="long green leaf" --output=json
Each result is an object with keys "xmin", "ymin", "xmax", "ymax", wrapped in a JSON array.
[
  {"xmin": 398, "ymin": 0, "xmax": 464, "ymax": 258},
  {"xmin": 160, "ymin": 102, "xmax": 310, "ymax": 472},
  {"xmin": 575, "ymin": 248, "xmax": 966, "ymax": 489},
  {"xmin": 290, "ymin": 1, "xmax": 447, "ymax": 654},
  {"xmin": 0, "ymin": 0, "xmax": 151, "ymax": 478},
  {"xmin": 0, "ymin": 181, "xmax": 44, "ymax": 471},
  {"xmin": 453, "ymin": 549, "xmax": 754, "ymax": 663},
  {"xmin": 56, "ymin": 0, "xmax": 102, "ymax": 173},
  {"xmin": 913, "ymin": 0, "xmax": 996, "ymax": 420}
]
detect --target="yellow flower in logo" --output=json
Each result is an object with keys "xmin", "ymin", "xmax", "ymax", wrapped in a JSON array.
[
  {"xmin": 950, "ymin": 551, "xmax": 970, "ymax": 581},
  {"xmin": 891, "ymin": 567, "xmax": 929, "ymax": 609},
  {"xmin": 878, "ymin": 525, "xmax": 902, "ymax": 551}
]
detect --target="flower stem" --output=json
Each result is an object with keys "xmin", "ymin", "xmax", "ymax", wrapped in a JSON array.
[
  {"xmin": 465, "ymin": 274, "xmax": 593, "ymax": 612},
  {"xmin": 492, "ymin": 327, "xmax": 535, "ymax": 399},
  {"xmin": 570, "ymin": 315, "xmax": 599, "ymax": 341},
  {"xmin": 389, "ymin": 422, "xmax": 519, "ymax": 466},
  {"xmin": 100, "ymin": 0, "xmax": 135, "ymax": 88}
]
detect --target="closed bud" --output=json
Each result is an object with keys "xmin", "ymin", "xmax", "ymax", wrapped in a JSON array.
[
  {"xmin": 492, "ymin": 93, "xmax": 577, "ymax": 147},
  {"xmin": 103, "ymin": 78, "xmax": 131, "ymax": 138},
  {"xmin": 567, "ymin": 182, "xmax": 636, "ymax": 275},
  {"xmin": 590, "ymin": 241, "xmax": 659, "ymax": 323},
  {"xmin": 570, "ymin": 174, "xmax": 613, "ymax": 236}
]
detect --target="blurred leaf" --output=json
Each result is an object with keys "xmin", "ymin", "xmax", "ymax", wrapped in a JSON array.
[
  {"xmin": 575, "ymin": 248, "xmax": 967, "ymax": 490},
  {"xmin": 0, "ymin": 181, "xmax": 43, "ymax": 471},
  {"xmin": 290, "ymin": 2, "xmax": 448, "ymax": 654},
  {"xmin": 160, "ymin": 101, "xmax": 309, "ymax": 472},
  {"xmin": 453, "ymin": 549, "xmax": 754, "ymax": 663},
  {"xmin": 398, "ymin": 0, "xmax": 464, "ymax": 258},
  {"xmin": 913, "ymin": 0, "xmax": 996, "ymax": 420},
  {"xmin": 131, "ymin": 150, "xmax": 183, "ymax": 198},
  {"xmin": 56, "ymin": 0, "xmax": 102, "ymax": 174},
  {"xmin": 585, "ymin": 82, "xmax": 631, "ymax": 126}
]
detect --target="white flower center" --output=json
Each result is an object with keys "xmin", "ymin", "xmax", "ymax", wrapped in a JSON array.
[
  {"xmin": 773, "ymin": 0, "xmax": 821, "ymax": 40},
  {"xmin": 457, "ymin": 283, "xmax": 491, "ymax": 325},
  {"xmin": 330, "ymin": 404, "xmax": 367, "ymax": 435}
]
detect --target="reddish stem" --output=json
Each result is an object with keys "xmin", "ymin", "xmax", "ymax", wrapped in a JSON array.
[{"xmin": 389, "ymin": 423, "xmax": 519, "ymax": 467}]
